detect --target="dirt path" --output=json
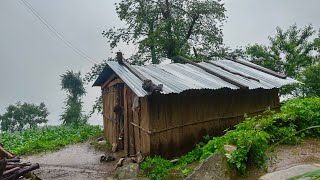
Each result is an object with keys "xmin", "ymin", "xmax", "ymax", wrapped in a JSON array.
[
  {"xmin": 241, "ymin": 138, "xmax": 320, "ymax": 180},
  {"xmin": 269, "ymin": 138, "xmax": 320, "ymax": 172},
  {"xmin": 23, "ymin": 142, "xmax": 118, "ymax": 180}
]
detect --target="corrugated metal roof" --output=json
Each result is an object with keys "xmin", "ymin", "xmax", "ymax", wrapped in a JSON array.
[{"xmin": 93, "ymin": 59, "xmax": 298, "ymax": 97}]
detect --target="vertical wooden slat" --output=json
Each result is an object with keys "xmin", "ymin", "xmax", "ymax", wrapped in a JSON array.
[
  {"xmin": 133, "ymin": 98, "xmax": 141, "ymax": 154},
  {"xmin": 123, "ymin": 85, "xmax": 129, "ymax": 155},
  {"xmin": 124, "ymin": 85, "xmax": 136, "ymax": 156},
  {"xmin": 140, "ymin": 96, "xmax": 151, "ymax": 156},
  {"xmin": 149, "ymin": 95, "xmax": 161, "ymax": 156},
  {"xmin": 102, "ymin": 87, "xmax": 107, "ymax": 139}
]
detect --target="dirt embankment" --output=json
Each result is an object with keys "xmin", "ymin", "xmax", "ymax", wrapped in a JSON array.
[{"xmin": 23, "ymin": 142, "xmax": 119, "ymax": 180}]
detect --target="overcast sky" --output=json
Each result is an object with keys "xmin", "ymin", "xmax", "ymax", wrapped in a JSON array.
[{"xmin": 0, "ymin": 0, "xmax": 319, "ymax": 125}]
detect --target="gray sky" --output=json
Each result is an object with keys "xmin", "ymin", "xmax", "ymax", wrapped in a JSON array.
[{"xmin": 0, "ymin": 0, "xmax": 319, "ymax": 125}]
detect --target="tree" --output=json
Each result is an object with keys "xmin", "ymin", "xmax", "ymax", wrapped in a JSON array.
[
  {"xmin": 301, "ymin": 64, "xmax": 320, "ymax": 97},
  {"xmin": 60, "ymin": 71, "xmax": 87, "ymax": 125},
  {"xmin": 103, "ymin": 0, "xmax": 226, "ymax": 64},
  {"xmin": 0, "ymin": 102, "xmax": 49, "ymax": 132},
  {"xmin": 245, "ymin": 24, "xmax": 320, "ymax": 96}
]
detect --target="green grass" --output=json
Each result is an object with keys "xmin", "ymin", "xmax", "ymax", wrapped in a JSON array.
[
  {"xmin": 140, "ymin": 97, "xmax": 320, "ymax": 179},
  {"xmin": 0, "ymin": 124, "xmax": 102, "ymax": 156}
]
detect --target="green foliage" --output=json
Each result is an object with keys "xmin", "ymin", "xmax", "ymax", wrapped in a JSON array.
[
  {"xmin": 246, "ymin": 24, "xmax": 318, "ymax": 78},
  {"xmin": 60, "ymin": 71, "xmax": 87, "ymax": 125},
  {"xmin": 140, "ymin": 98, "xmax": 320, "ymax": 178},
  {"xmin": 0, "ymin": 124, "xmax": 102, "ymax": 156},
  {"xmin": 103, "ymin": 0, "xmax": 226, "ymax": 64},
  {"xmin": 0, "ymin": 102, "xmax": 49, "ymax": 132},
  {"xmin": 277, "ymin": 98, "xmax": 320, "ymax": 137},
  {"xmin": 181, "ymin": 168, "xmax": 193, "ymax": 176},
  {"xmin": 140, "ymin": 156, "xmax": 173, "ymax": 180},
  {"xmin": 61, "ymin": 98, "xmax": 88, "ymax": 125},
  {"xmin": 301, "ymin": 64, "xmax": 320, "ymax": 97},
  {"xmin": 175, "ymin": 145, "xmax": 203, "ymax": 167},
  {"xmin": 61, "ymin": 71, "xmax": 86, "ymax": 99},
  {"xmin": 245, "ymin": 24, "xmax": 320, "ymax": 96},
  {"xmin": 84, "ymin": 59, "xmax": 109, "ymax": 83},
  {"xmin": 200, "ymin": 127, "xmax": 270, "ymax": 173}
]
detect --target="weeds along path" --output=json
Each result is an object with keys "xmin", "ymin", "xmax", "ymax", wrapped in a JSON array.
[{"xmin": 23, "ymin": 142, "xmax": 118, "ymax": 180}]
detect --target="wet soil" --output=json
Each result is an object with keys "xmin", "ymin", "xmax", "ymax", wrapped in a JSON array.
[
  {"xmin": 240, "ymin": 138, "xmax": 320, "ymax": 180},
  {"xmin": 23, "ymin": 142, "xmax": 119, "ymax": 180},
  {"xmin": 22, "ymin": 139, "xmax": 320, "ymax": 179}
]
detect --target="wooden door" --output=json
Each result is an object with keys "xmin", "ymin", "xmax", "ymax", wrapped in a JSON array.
[
  {"xmin": 114, "ymin": 83, "xmax": 125, "ymax": 150},
  {"xmin": 102, "ymin": 83, "xmax": 125, "ymax": 151}
]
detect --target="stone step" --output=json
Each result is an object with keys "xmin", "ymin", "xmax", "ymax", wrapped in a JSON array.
[{"xmin": 259, "ymin": 164, "xmax": 320, "ymax": 180}]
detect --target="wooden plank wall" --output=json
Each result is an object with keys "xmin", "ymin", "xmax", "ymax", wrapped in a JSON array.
[
  {"xmin": 148, "ymin": 88, "xmax": 280, "ymax": 159},
  {"xmin": 102, "ymin": 82, "xmax": 151, "ymax": 156},
  {"xmin": 123, "ymin": 85, "xmax": 151, "ymax": 157},
  {"xmin": 140, "ymin": 96, "xmax": 151, "ymax": 156}
]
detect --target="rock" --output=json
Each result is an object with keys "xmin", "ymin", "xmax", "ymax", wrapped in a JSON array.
[
  {"xmin": 123, "ymin": 158, "xmax": 134, "ymax": 166},
  {"xmin": 98, "ymin": 140, "xmax": 107, "ymax": 145},
  {"xmin": 186, "ymin": 153, "xmax": 237, "ymax": 180},
  {"xmin": 259, "ymin": 164, "xmax": 320, "ymax": 180},
  {"xmin": 96, "ymin": 137, "xmax": 104, "ymax": 141},
  {"xmin": 114, "ymin": 162, "xmax": 140, "ymax": 180},
  {"xmin": 224, "ymin": 145, "xmax": 237, "ymax": 153},
  {"xmin": 100, "ymin": 155, "xmax": 116, "ymax": 162}
]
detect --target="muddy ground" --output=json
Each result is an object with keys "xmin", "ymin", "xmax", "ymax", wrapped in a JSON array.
[
  {"xmin": 23, "ymin": 139, "xmax": 320, "ymax": 180},
  {"xmin": 24, "ymin": 142, "xmax": 119, "ymax": 180}
]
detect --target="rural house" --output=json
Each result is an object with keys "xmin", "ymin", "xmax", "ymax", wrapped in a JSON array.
[{"xmin": 93, "ymin": 54, "xmax": 297, "ymax": 159}]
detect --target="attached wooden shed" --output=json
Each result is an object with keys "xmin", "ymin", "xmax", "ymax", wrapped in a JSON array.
[{"xmin": 93, "ymin": 56, "xmax": 297, "ymax": 159}]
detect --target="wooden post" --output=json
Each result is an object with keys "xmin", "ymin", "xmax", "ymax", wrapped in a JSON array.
[{"xmin": 0, "ymin": 146, "xmax": 14, "ymax": 159}]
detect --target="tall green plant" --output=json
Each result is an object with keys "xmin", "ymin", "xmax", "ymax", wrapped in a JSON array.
[
  {"xmin": 60, "ymin": 71, "xmax": 87, "ymax": 125},
  {"xmin": 301, "ymin": 63, "xmax": 320, "ymax": 97}
]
